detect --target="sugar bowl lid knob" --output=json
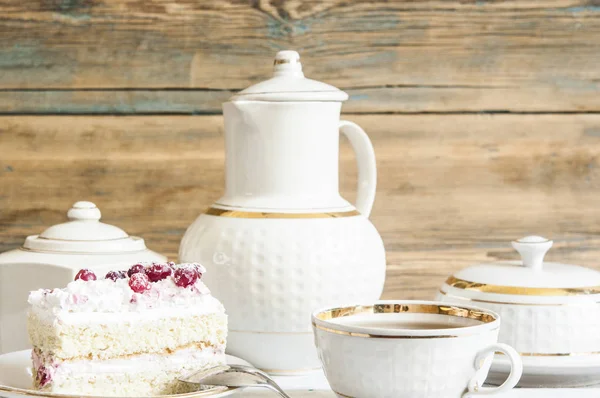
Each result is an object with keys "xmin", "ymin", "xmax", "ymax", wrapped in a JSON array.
[
  {"xmin": 511, "ymin": 236, "xmax": 553, "ymax": 271},
  {"xmin": 67, "ymin": 201, "xmax": 101, "ymax": 221}
]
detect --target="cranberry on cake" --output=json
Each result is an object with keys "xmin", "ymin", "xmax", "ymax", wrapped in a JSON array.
[{"xmin": 27, "ymin": 262, "xmax": 227, "ymax": 396}]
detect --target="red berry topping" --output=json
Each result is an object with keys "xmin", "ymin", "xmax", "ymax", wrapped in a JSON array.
[
  {"xmin": 74, "ymin": 268, "xmax": 97, "ymax": 281},
  {"xmin": 105, "ymin": 270, "xmax": 127, "ymax": 281},
  {"xmin": 36, "ymin": 365, "xmax": 52, "ymax": 387},
  {"xmin": 72, "ymin": 294, "xmax": 88, "ymax": 305},
  {"xmin": 192, "ymin": 263, "xmax": 205, "ymax": 278},
  {"xmin": 173, "ymin": 267, "xmax": 198, "ymax": 288},
  {"xmin": 129, "ymin": 272, "xmax": 151, "ymax": 293},
  {"xmin": 146, "ymin": 263, "xmax": 172, "ymax": 282},
  {"xmin": 127, "ymin": 263, "xmax": 146, "ymax": 277}
]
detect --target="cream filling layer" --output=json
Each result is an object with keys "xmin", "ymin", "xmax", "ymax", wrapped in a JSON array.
[{"xmin": 43, "ymin": 346, "xmax": 226, "ymax": 377}]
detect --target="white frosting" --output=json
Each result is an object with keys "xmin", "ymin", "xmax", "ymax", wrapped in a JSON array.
[
  {"xmin": 29, "ymin": 296, "xmax": 224, "ymax": 325},
  {"xmin": 28, "ymin": 263, "xmax": 222, "ymax": 316}
]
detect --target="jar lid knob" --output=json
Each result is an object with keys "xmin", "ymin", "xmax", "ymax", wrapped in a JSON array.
[
  {"xmin": 273, "ymin": 50, "xmax": 304, "ymax": 77},
  {"xmin": 511, "ymin": 236, "xmax": 553, "ymax": 271},
  {"xmin": 67, "ymin": 201, "xmax": 101, "ymax": 221}
]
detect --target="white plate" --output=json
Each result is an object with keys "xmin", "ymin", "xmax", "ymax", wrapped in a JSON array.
[
  {"xmin": 0, "ymin": 350, "xmax": 250, "ymax": 398},
  {"xmin": 487, "ymin": 353, "xmax": 600, "ymax": 388}
]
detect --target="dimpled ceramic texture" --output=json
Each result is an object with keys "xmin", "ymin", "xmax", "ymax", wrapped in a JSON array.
[
  {"xmin": 437, "ymin": 236, "xmax": 600, "ymax": 357},
  {"xmin": 179, "ymin": 51, "xmax": 386, "ymax": 373},
  {"xmin": 437, "ymin": 293, "xmax": 600, "ymax": 355},
  {"xmin": 314, "ymin": 323, "xmax": 498, "ymax": 398},
  {"xmin": 180, "ymin": 214, "xmax": 386, "ymax": 371}
]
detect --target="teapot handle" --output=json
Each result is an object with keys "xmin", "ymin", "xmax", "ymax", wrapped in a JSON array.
[{"xmin": 339, "ymin": 120, "xmax": 377, "ymax": 217}]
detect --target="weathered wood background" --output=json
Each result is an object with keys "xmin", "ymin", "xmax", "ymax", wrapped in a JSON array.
[{"xmin": 2, "ymin": 0, "xmax": 600, "ymax": 299}]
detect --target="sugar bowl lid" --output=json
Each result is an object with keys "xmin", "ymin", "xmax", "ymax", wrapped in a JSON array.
[
  {"xmin": 441, "ymin": 236, "xmax": 600, "ymax": 304},
  {"xmin": 230, "ymin": 50, "xmax": 348, "ymax": 102},
  {"xmin": 22, "ymin": 201, "xmax": 148, "ymax": 253}
]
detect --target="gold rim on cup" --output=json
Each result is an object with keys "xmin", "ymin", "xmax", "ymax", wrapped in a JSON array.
[{"xmin": 312, "ymin": 302, "xmax": 499, "ymax": 339}]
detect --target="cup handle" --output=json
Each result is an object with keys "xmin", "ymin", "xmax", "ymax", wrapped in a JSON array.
[
  {"xmin": 464, "ymin": 343, "xmax": 523, "ymax": 397},
  {"xmin": 339, "ymin": 120, "xmax": 377, "ymax": 217}
]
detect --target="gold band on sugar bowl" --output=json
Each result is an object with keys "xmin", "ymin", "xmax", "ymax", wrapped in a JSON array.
[
  {"xmin": 503, "ymin": 351, "xmax": 600, "ymax": 357},
  {"xmin": 445, "ymin": 276, "xmax": 600, "ymax": 296},
  {"xmin": 205, "ymin": 207, "xmax": 360, "ymax": 219}
]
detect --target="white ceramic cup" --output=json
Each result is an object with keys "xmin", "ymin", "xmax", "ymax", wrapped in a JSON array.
[{"xmin": 312, "ymin": 300, "xmax": 523, "ymax": 398}]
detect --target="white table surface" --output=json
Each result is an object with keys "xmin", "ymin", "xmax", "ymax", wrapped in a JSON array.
[
  {"xmin": 259, "ymin": 369, "xmax": 600, "ymax": 397},
  {"xmin": 0, "ymin": 350, "xmax": 597, "ymax": 397},
  {"xmin": 241, "ymin": 392, "xmax": 600, "ymax": 398}
]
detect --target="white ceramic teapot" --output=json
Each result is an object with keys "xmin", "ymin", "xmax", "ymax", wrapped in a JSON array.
[
  {"xmin": 0, "ymin": 201, "xmax": 166, "ymax": 354},
  {"xmin": 180, "ymin": 51, "xmax": 386, "ymax": 373}
]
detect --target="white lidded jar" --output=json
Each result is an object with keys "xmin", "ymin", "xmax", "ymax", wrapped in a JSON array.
[
  {"xmin": 180, "ymin": 51, "xmax": 386, "ymax": 373},
  {"xmin": 437, "ymin": 236, "xmax": 600, "ymax": 387},
  {"xmin": 0, "ymin": 201, "xmax": 166, "ymax": 354}
]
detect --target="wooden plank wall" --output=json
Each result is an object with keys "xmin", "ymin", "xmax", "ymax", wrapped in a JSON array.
[{"xmin": 2, "ymin": 1, "xmax": 600, "ymax": 299}]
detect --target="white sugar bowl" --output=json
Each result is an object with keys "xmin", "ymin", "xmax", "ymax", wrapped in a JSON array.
[
  {"xmin": 0, "ymin": 201, "xmax": 166, "ymax": 354},
  {"xmin": 437, "ymin": 236, "xmax": 600, "ymax": 386}
]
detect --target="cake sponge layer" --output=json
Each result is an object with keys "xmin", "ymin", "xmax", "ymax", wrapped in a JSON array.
[{"xmin": 29, "ymin": 311, "xmax": 227, "ymax": 360}]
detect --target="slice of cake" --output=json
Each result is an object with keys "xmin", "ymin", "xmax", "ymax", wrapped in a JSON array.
[{"xmin": 27, "ymin": 262, "xmax": 227, "ymax": 396}]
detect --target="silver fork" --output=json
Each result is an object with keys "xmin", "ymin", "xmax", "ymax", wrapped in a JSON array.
[{"xmin": 179, "ymin": 364, "xmax": 292, "ymax": 398}]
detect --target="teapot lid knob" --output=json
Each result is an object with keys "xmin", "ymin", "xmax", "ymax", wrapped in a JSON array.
[
  {"xmin": 67, "ymin": 201, "xmax": 101, "ymax": 221},
  {"xmin": 273, "ymin": 50, "xmax": 303, "ymax": 77},
  {"xmin": 230, "ymin": 50, "xmax": 347, "ymax": 101},
  {"xmin": 511, "ymin": 235, "xmax": 553, "ymax": 271}
]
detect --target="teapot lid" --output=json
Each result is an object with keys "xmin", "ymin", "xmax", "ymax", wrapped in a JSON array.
[
  {"xmin": 230, "ymin": 50, "xmax": 349, "ymax": 102},
  {"xmin": 22, "ymin": 201, "xmax": 148, "ymax": 253},
  {"xmin": 443, "ymin": 236, "xmax": 600, "ymax": 302}
]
